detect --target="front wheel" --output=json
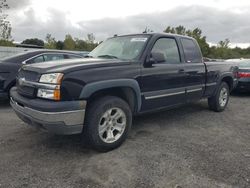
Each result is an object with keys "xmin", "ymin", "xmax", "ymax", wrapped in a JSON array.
[
  {"xmin": 208, "ymin": 82, "xmax": 230, "ymax": 112},
  {"xmin": 84, "ymin": 96, "xmax": 132, "ymax": 152}
]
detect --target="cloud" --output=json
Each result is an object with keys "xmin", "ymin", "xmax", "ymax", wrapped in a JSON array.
[
  {"xmin": 7, "ymin": 0, "xmax": 31, "ymax": 10},
  {"xmin": 10, "ymin": 7, "xmax": 83, "ymax": 42},
  {"xmin": 8, "ymin": 5, "xmax": 250, "ymax": 46},
  {"xmin": 77, "ymin": 6, "xmax": 250, "ymax": 44}
]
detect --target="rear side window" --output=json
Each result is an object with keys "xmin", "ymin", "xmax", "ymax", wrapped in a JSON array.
[
  {"xmin": 43, "ymin": 54, "xmax": 65, "ymax": 61},
  {"xmin": 66, "ymin": 54, "xmax": 83, "ymax": 59},
  {"xmin": 151, "ymin": 38, "xmax": 181, "ymax": 64},
  {"xmin": 181, "ymin": 38, "xmax": 202, "ymax": 63},
  {"xmin": 26, "ymin": 55, "xmax": 44, "ymax": 64}
]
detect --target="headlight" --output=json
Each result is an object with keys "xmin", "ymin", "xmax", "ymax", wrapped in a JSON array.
[
  {"xmin": 39, "ymin": 73, "xmax": 63, "ymax": 84},
  {"xmin": 38, "ymin": 73, "xmax": 63, "ymax": 100}
]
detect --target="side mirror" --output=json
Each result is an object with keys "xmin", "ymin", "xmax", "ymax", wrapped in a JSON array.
[
  {"xmin": 151, "ymin": 52, "xmax": 165, "ymax": 63},
  {"xmin": 22, "ymin": 61, "xmax": 26, "ymax": 65},
  {"xmin": 144, "ymin": 52, "xmax": 165, "ymax": 67}
]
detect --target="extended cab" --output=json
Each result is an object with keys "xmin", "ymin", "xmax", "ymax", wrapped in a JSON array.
[{"xmin": 10, "ymin": 33, "xmax": 238, "ymax": 151}]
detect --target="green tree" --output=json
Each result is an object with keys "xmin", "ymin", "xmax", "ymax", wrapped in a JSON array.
[
  {"xmin": 85, "ymin": 33, "xmax": 98, "ymax": 51},
  {"xmin": 0, "ymin": 0, "xmax": 13, "ymax": 46},
  {"xmin": 218, "ymin": 38, "xmax": 230, "ymax": 48},
  {"xmin": 164, "ymin": 25, "xmax": 186, "ymax": 35},
  {"xmin": 75, "ymin": 38, "xmax": 88, "ymax": 50},
  {"xmin": 0, "ymin": 18, "xmax": 11, "ymax": 40},
  {"xmin": 63, "ymin": 34, "xmax": 75, "ymax": 50},
  {"xmin": 56, "ymin": 40, "xmax": 64, "ymax": 50},
  {"xmin": 164, "ymin": 26, "xmax": 175, "ymax": 34},
  {"xmin": 22, "ymin": 38, "xmax": 44, "ymax": 47},
  {"xmin": 142, "ymin": 27, "xmax": 154, "ymax": 33},
  {"xmin": 175, "ymin": 25, "xmax": 186, "ymax": 35},
  {"xmin": 0, "ymin": 39, "xmax": 14, "ymax": 46},
  {"xmin": 187, "ymin": 28, "xmax": 210, "ymax": 57},
  {"xmin": 214, "ymin": 39, "xmax": 232, "ymax": 59},
  {"xmin": 86, "ymin": 33, "xmax": 95, "ymax": 44},
  {"xmin": 45, "ymin": 34, "xmax": 57, "ymax": 49}
]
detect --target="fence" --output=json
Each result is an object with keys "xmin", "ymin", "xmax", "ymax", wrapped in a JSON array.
[
  {"xmin": 0, "ymin": 46, "xmax": 89, "ymax": 60},
  {"xmin": 0, "ymin": 46, "xmax": 37, "ymax": 59}
]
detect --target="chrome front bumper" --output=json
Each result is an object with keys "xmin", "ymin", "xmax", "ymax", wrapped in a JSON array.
[{"xmin": 10, "ymin": 94, "xmax": 86, "ymax": 135}]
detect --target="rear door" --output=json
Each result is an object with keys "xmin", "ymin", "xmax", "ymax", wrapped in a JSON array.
[
  {"xmin": 140, "ymin": 37, "xmax": 187, "ymax": 111},
  {"xmin": 180, "ymin": 38, "xmax": 206, "ymax": 102}
]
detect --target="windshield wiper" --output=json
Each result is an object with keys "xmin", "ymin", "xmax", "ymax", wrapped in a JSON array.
[{"xmin": 97, "ymin": 55, "xmax": 118, "ymax": 59}]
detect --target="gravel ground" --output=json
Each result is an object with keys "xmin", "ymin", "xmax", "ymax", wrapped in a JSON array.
[{"xmin": 0, "ymin": 93, "xmax": 250, "ymax": 188}]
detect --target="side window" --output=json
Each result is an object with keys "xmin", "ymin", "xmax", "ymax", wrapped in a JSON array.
[
  {"xmin": 26, "ymin": 55, "xmax": 44, "ymax": 64},
  {"xmin": 181, "ymin": 38, "xmax": 202, "ymax": 63},
  {"xmin": 151, "ymin": 38, "xmax": 181, "ymax": 64},
  {"xmin": 66, "ymin": 54, "xmax": 83, "ymax": 59},
  {"xmin": 43, "ymin": 54, "xmax": 65, "ymax": 62}
]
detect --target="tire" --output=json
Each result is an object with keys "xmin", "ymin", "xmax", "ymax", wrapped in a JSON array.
[
  {"xmin": 83, "ymin": 96, "xmax": 132, "ymax": 152},
  {"xmin": 208, "ymin": 82, "xmax": 230, "ymax": 112}
]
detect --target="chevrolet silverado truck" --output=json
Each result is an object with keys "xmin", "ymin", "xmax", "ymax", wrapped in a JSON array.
[{"xmin": 10, "ymin": 33, "xmax": 238, "ymax": 151}]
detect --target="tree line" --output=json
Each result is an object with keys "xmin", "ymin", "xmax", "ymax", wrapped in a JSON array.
[
  {"xmin": 2, "ymin": 25, "xmax": 250, "ymax": 58},
  {"xmin": 21, "ymin": 33, "xmax": 99, "ymax": 51},
  {"xmin": 164, "ymin": 25, "xmax": 250, "ymax": 59},
  {"xmin": 19, "ymin": 26, "xmax": 250, "ymax": 59}
]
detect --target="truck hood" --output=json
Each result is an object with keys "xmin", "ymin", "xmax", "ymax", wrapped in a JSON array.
[{"xmin": 22, "ymin": 58, "xmax": 131, "ymax": 74}]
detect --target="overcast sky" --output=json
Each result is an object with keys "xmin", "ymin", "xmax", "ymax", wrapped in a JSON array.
[{"xmin": 6, "ymin": 0, "xmax": 250, "ymax": 47}]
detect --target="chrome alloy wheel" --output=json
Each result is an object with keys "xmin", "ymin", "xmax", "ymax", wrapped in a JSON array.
[
  {"xmin": 219, "ymin": 87, "xmax": 228, "ymax": 107},
  {"xmin": 98, "ymin": 107, "xmax": 127, "ymax": 143}
]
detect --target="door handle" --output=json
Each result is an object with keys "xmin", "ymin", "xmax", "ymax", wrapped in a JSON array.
[{"xmin": 179, "ymin": 69, "xmax": 185, "ymax": 73}]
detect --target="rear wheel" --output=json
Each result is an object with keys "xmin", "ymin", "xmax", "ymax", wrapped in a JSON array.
[
  {"xmin": 84, "ymin": 96, "xmax": 132, "ymax": 152},
  {"xmin": 208, "ymin": 82, "xmax": 229, "ymax": 112}
]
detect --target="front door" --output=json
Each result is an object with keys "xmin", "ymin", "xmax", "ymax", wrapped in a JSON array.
[{"xmin": 140, "ymin": 37, "xmax": 187, "ymax": 112}]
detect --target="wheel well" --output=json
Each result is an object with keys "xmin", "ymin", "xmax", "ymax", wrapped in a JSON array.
[
  {"xmin": 86, "ymin": 87, "xmax": 138, "ymax": 114},
  {"xmin": 221, "ymin": 76, "xmax": 233, "ymax": 91},
  {"xmin": 6, "ymin": 80, "xmax": 16, "ymax": 94}
]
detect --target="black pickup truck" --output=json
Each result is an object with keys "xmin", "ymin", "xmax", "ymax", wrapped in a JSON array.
[{"xmin": 10, "ymin": 33, "xmax": 238, "ymax": 151}]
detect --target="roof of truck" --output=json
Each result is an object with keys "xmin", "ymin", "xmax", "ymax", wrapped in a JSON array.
[{"xmin": 113, "ymin": 32, "xmax": 194, "ymax": 40}]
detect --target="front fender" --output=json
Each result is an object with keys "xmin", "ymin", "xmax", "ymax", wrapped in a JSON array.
[{"xmin": 79, "ymin": 79, "xmax": 142, "ymax": 111}]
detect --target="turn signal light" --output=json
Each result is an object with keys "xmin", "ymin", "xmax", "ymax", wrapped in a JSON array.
[
  {"xmin": 37, "ymin": 89, "xmax": 61, "ymax": 101},
  {"xmin": 54, "ymin": 89, "xmax": 61, "ymax": 101}
]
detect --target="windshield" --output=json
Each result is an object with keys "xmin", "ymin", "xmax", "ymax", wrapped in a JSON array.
[
  {"xmin": 89, "ymin": 35, "xmax": 149, "ymax": 60},
  {"xmin": 239, "ymin": 60, "xmax": 250, "ymax": 67}
]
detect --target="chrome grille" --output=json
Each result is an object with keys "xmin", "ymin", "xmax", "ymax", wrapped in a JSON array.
[
  {"xmin": 18, "ymin": 70, "xmax": 40, "ymax": 82},
  {"xmin": 17, "ymin": 69, "xmax": 40, "ymax": 98}
]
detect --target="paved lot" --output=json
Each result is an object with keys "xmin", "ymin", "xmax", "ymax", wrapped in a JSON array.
[{"xmin": 0, "ymin": 93, "xmax": 250, "ymax": 188}]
